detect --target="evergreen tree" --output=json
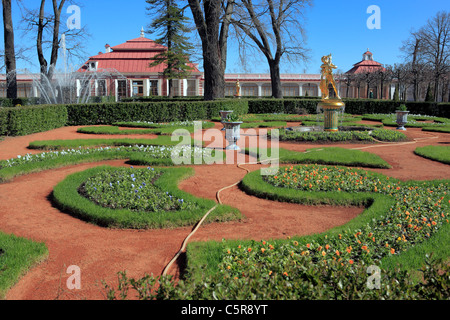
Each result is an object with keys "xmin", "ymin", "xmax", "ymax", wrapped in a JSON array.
[
  {"xmin": 393, "ymin": 84, "xmax": 399, "ymax": 101},
  {"xmin": 425, "ymin": 83, "xmax": 434, "ymax": 102},
  {"xmin": 146, "ymin": 0, "xmax": 194, "ymax": 98}
]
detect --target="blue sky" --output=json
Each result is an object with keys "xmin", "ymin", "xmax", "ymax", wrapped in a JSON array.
[{"xmin": 3, "ymin": 0, "xmax": 450, "ymax": 74}]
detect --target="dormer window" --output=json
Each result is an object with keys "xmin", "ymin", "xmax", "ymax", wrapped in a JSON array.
[{"xmin": 89, "ymin": 61, "xmax": 98, "ymax": 71}]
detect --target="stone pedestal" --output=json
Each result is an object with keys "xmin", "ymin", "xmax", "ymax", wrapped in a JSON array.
[{"xmin": 318, "ymin": 99, "xmax": 345, "ymax": 132}]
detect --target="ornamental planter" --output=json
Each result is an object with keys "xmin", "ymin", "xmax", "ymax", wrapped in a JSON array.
[
  {"xmin": 219, "ymin": 110, "xmax": 234, "ymax": 131},
  {"xmin": 395, "ymin": 111, "xmax": 409, "ymax": 130},
  {"xmin": 222, "ymin": 121, "xmax": 243, "ymax": 150}
]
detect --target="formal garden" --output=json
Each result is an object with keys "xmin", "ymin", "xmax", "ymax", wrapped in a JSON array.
[{"xmin": 0, "ymin": 98, "xmax": 449, "ymax": 300}]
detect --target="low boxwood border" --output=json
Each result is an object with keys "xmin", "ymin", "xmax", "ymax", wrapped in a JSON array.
[
  {"xmin": 0, "ymin": 232, "xmax": 48, "ymax": 299},
  {"xmin": 0, "ymin": 146, "xmax": 224, "ymax": 183},
  {"xmin": 52, "ymin": 166, "xmax": 242, "ymax": 229},
  {"xmin": 414, "ymin": 145, "xmax": 450, "ymax": 165},
  {"xmin": 27, "ymin": 136, "xmax": 199, "ymax": 150},
  {"xmin": 245, "ymin": 147, "xmax": 392, "ymax": 169}
]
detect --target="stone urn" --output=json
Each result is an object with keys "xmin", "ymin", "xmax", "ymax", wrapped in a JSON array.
[
  {"xmin": 219, "ymin": 110, "xmax": 234, "ymax": 131},
  {"xmin": 395, "ymin": 110, "xmax": 409, "ymax": 130},
  {"xmin": 222, "ymin": 121, "xmax": 243, "ymax": 150}
]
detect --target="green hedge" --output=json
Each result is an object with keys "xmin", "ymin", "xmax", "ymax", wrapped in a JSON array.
[
  {"xmin": 1, "ymin": 98, "xmax": 448, "ymax": 137},
  {"xmin": 248, "ymin": 98, "xmax": 450, "ymax": 117},
  {"xmin": 66, "ymin": 99, "xmax": 249, "ymax": 125},
  {"xmin": 0, "ymin": 105, "xmax": 68, "ymax": 136}
]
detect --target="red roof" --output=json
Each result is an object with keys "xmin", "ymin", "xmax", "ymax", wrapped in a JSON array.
[
  {"xmin": 111, "ymin": 37, "xmax": 167, "ymax": 51},
  {"xmin": 346, "ymin": 57, "xmax": 385, "ymax": 74},
  {"xmin": 77, "ymin": 36, "xmax": 200, "ymax": 74}
]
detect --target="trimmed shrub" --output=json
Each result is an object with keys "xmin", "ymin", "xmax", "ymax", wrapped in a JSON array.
[
  {"xmin": 66, "ymin": 99, "xmax": 249, "ymax": 126},
  {"xmin": 1, "ymin": 105, "xmax": 68, "ymax": 136}
]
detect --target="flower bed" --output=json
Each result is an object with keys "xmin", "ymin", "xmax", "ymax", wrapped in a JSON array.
[
  {"xmin": 277, "ymin": 128, "xmax": 407, "ymax": 143},
  {"xmin": 0, "ymin": 145, "xmax": 222, "ymax": 182},
  {"xmin": 80, "ymin": 167, "xmax": 196, "ymax": 213},
  {"xmin": 234, "ymin": 165, "xmax": 449, "ymax": 270},
  {"xmin": 52, "ymin": 166, "xmax": 241, "ymax": 229}
]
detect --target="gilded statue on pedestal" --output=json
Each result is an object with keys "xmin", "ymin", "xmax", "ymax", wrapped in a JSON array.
[{"xmin": 320, "ymin": 54, "xmax": 341, "ymax": 100}]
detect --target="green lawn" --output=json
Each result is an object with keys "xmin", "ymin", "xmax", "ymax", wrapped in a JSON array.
[
  {"xmin": 0, "ymin": 232, "xmax": 48, "ymax": 299},
  {"xmin": 414, "ymin": 145, "xmax": 450, "ymax": 165},
  {"xmin": 245, "ymin": 146, "xmax": 392, "ymax": 168}
]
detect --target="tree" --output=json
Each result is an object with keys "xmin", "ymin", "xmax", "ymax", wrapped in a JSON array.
[
  {"xmin": 18, "ymin": 0, "xmax": 88, "ymax": 81},
  {"xmin": 231, "ymin": 0, "xmax": 311, "ymax": 98},
  {"xmin": 416, "ymin": 11, "xmax": 450, "ymax": 102},
  {"xmin": 425, "ymin": 83, "xmax": 434, "ymax": 101},
  {"xmin": 374, "ymin": 65, "xmax": 394, "ymax": 99},
  {"xmin": 188, "ymin": 0, "xmax": 235, "ymax": 100},
  {"xmin": 146, "ymin": 0, "xmax": 194, "ymax": 98},
  {"xmin": 2, "ymin": 0, "xmax": 17, "ymax": 99}
]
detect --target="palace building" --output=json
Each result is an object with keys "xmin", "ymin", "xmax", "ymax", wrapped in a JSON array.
[
  {"xmin": 1, "ymin": 30, "xmax": 398, "ymax": 102},
  {"xmin": 76, "ymin": 28, "xmax": 203, "ymax": 100}
]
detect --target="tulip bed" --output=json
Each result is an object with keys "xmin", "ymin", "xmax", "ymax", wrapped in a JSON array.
[{"xmin": 178, "ymin": 165, "xmax": 449, "ymax": 299}]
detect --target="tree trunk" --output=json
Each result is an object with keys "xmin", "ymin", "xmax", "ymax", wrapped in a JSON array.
[
  {"xmin": 2, "ymin": 0, "xmax": 17, "ymax": 99},
  {"xmin": 203, "ymin": 41, "xmax": 225, "ymax": 100},
  {"xmin": 188, "ymin": 0, "xmax": 228, "ymax": 101},
  {"xmin": 268, "ymin": 59, "xmax": 283, "ymax": 98}
]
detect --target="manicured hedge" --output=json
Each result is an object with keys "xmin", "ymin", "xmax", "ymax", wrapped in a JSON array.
[
  {"xmin": 0, "ymin": 105, "xmax": 68, "ymax": 136},
  {"xmin": 66, "ymin": 99, "xmax": 249, "ymax": 125},
  {"xmin": 248, "ymin": 99, "xmax": 450, "ymax": 117}
]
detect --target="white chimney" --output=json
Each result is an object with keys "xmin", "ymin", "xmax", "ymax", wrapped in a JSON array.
[{"xmin": 105, "ymin": 44, "xmax": 111, "ymax": 53}]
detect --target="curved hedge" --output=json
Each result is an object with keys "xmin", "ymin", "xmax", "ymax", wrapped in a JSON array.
[{"xmin": 52, "ymin": 166, "xmax": 241, "ymax": 229}]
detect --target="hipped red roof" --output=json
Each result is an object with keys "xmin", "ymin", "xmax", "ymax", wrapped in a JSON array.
[
  {"xmin": 346, "ymin": 59, "xmax": 385, "ymax": 74},
  {"xmin": 78, "ymin": 37, "xmax": 200, "ymax": 74}
]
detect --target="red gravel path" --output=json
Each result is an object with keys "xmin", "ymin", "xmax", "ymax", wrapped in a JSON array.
[{"xmin": 0, "ymin": 124, "xmax": 449, "ymax": 300}]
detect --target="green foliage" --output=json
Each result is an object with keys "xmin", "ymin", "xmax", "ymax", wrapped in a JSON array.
[
  {"xmin": 246, "ymin": 147, "xmax": 392, "ymax": 168},
  {"xmin": 425, "ymin": 84, "xmax": 434, "ymax": 102},
  {"xmin": 27, "ymin": 136, "xmax": 190, "ymax": 150},
  {"xmin": 415, "ymin": 145, "xmax": 450, "ymax": 165},
  {"xmin": 77, "ymin": 121, "xmax": 215, "ymax": 135},
  {"xmin": 0, "ymin": 232, "xmax": 48, "ymax": 299},
  {"xmin": 146, "ymin": 0, "xmax": 194, "ymax": 94},
  {"xmin": 66, "ymin": 100, "xmax": 249, "ymax": 126},
  {"xmin": 277, "ymin": 128, "xmax": 407, "ymax": 143},
  {"xmin": 0, "ymin": 105, "xmax": 67, "ymax": 136},
  {"xmin": 52, "ymin": 166, "xmax": 241, "ymax": 229}
]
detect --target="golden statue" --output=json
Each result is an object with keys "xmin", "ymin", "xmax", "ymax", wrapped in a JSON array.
[
  {"xmin": 236, "ymin": 80, "xmax": 241, "ymax": 97},
  {"xmin": 320, "ymin": 54, "xmax": 340, "ymax": 100}
]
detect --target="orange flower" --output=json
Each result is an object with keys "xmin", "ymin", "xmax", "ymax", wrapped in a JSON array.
[
  {"xmin": 261, "ymin": 248, "xmax": 265, "ymax": 253},
  {"xmin": 248, "ymin": 248, "xmax": 252, "ymax": 252},
  {"xmin": 390, "ymin": 248, "xmax": 395, "ymax": 254},
  {"xmin": 322, "ymin": 251, "xmax": 326, "ymax": 257},
  {"xmin": 349, "ymin": 260, "xmax": 354, "ymax": 265},
  {"xmin": 283, "ymin": 272, "xmax": 288, "ymax": 276},
  {"xmin": 335, "ymin": 250, "xmax": 340, "ymax": 256},
  {"xmin": 362, "ymin": 245, "xmax": 368, "ymax": 251},
  {"xmin": 325, "ymin": 244, "xmax": 330, "ymax": 250},
  {"xmin": 306, "ymin": 243, "xmax": 310, "ymax": 248}
]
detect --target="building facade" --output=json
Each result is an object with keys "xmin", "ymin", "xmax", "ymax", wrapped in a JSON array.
[{"xmin": 2, "ymin": 31, "xmax": 404, "ymax": 102}]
